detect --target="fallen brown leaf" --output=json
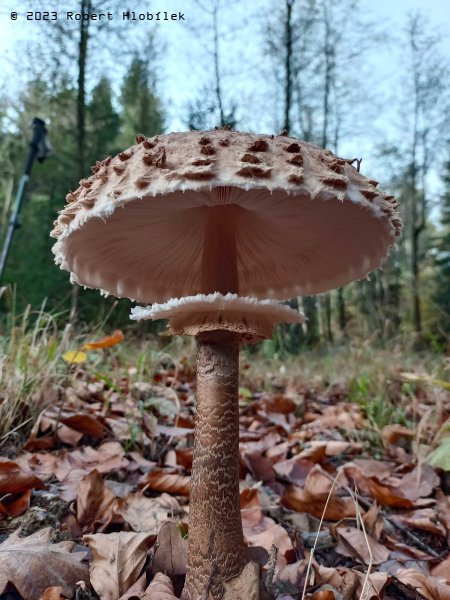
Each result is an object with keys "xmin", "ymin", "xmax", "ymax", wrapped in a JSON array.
[
  {"xmin": 297, "ymin": 440, "xmax": 360, "ymax": 463},
  {"xmin": 117, "ymin": 574, "xmax": 146, "ymax": 600},
  {"xmin": 84, "ymin": 531, "xmax": 155, "ymax": 600},
  {"xmin": 243, "ymin": 515, "xmax": 294, "ymax": 570},
  {"xmin": 144, "ymin": 572, "xmax": 177, "ymax": 599},
  {"xmin": 432, "ymin": 555, "xmax": 450, "ymax": 581},
  {"xmin": 76, "ymin": 469, "xmax": 120, "ymax": 532},
  {"xmin": 140, "ymin": 468, "xmax": 190, "ymax": 496},
  {"xmin": 40, "ymin": 587, "xmax": 64, "ymax": 600},
  {"xmin": 117, "ymin": 492, "xmax": 183, "ymax": 533},
  {"xmin": 344, "ymin": 463, "xmax": 414, "ymax": 509},
  {"xmin": 310, "ymin": 591, "xmax": 336, "ymax": 600},
  {"xmin": 381, "ymin": 424, "xmax": 415, "ymax": 447},
  {"xmin": 55, "ymin": 442, "xmax": 129, "ymax": 501},
  {"xmin": 390, "ymin": 508, "xmax": 447, "ymax": 537},
  {"xmin": 151, "ymin": 521, "xmax": 188, "ymax": 576},
  {"xmin": 282, "ymin": 466, "xmax": 357, "ymax": 520},
  {"xmin": 395, "ymin": 568, "xmax": 450, "ymax": 600},
  {"xmin": 0, "ymin": 488, "xmax": 32, "ymax": 517},
  {"xmin": 336, "ymin": 526, "xmax": 390, "ymax": 565},
  {"xmin": 0, "ymin": 460, "xmax": 45, "ymax": 494},
  {"xmin": 397, "ymin": 465, "xmax": 439, "ymax": 502},
  {"xmin": 259, "ymin": 393, "xmax": 297, "ymax": 414},
  {"xmin": 0, "ymin": 528, "xmax": 89, "ymax": 600},
  {"xmin": 60, "ymin": 413, "xmax": 105, "ymax": 438}
]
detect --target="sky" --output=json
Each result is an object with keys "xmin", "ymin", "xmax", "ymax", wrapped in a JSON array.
[
  {"xmin": 0, "ymin": 0, "xmax": 449, "ymax": 188},
  {"xmin": 1, "ymin": 0, "xmax": 448, "ymax": 129}
]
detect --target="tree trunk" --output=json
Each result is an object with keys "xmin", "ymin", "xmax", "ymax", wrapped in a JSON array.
[
  {"xmin": 283, "ymin": 0, "xmax": 294, "ymax": 132},
  {"xmin": 212, "ymin": 1, "xmax": 226, "ymax": 126},
  {"xmin": 71, "ymin": 0, "xmax": 91, "ymax": 323},
  {"xmin": 337, "ymin": 287, "xmax": 346, "ymax": 333},
  {"xmin": 324, "ymin": 293, "xmax": 333, "ymax": 342},
  {"xmin": 304, "ymin": 296, "xmax": 320, "ymax": 346}
]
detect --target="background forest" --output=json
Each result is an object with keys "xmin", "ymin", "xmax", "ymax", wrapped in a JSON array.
[{"xmin": 0, "ymin": 0, "xmax": 449, "ymax": 350}]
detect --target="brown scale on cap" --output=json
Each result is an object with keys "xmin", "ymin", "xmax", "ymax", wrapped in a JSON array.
[
  {"xmin": 65, "ymin": 192, "xmax": 76, "ymax": 203},
  {"xmin": 361, "ymin": 189, "xmax": 378, "ymax": 201},
  {"xmin": 240, "ymin": 153, "xmax": 261, "ymax": 164},
  {"xmin": 321, "ymin": 175, "xmax": 347, "ymax": 189},
  {"xmin": 180, "ymin": 167, "xmax": 216, "ymax": 181},
  {"xmin": 199, "ymin": 137, "xmax": 211, "ymax": 146},
  {"xmin": 219, "ymin": 138, "xmax": 230, "ymax": 147},
  {"xmin": 235, "ymin": 165, "xmax": 272, "ymax": 178},
  {"xmin": 135, "ymin": 134, "xmax": 146, "ymax": 144},
  {"xmin": 285, "ymin": 142, "xmax": 301, "ymax": 153},
  {"xmin": 113, "ymin": 164, "xmax": 126, "ymax": 176},
  {"xmin": 248, "ymin": 139, "xmax": 268, "ymax": 152},
  {"xmin": 200, "ymin": 145, "xmax": 215, "ymax": 156},
  {"xmin": 59, "ymin": 213, "xmax": 76, "ymax": 225},
  {"xmin": 288, "ymin": 173, "xmax": 304, "ymax": 185},
  {"xmin": 288, "ymin": 154, "xmax": 303, "ymax": 166},
  {"xmin": 329, "ymin": 160, "xmax": 345, "ymax": 174},
  {"xmin": 191, "ymin": 158, "xmax": 213, "ymax": 166},
  {"xmin": 118, "ymin": 150, "xmax": 133, "ymax": 162},
  {"xmin": 135, "ymin": 176, "xmax": 153, "ymax": 190},
  {"xmin": 79, "ymin": 179, "xmax": 92, "ymax": 189},
  {"xmin": 80, "ymin": 197, "xmax": 96, "ymax": 209},
  {"xmin": 143, "ymin": 139, "xmax": 156, "ymax": 149},
  {"xmin": 142, "ymin": 148, "xmax": 166, "ymax": 168}
]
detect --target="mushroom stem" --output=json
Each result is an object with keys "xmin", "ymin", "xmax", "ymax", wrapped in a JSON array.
[
  {"xmin": 183, "ymin": 331, "xmax": 244, "ymax": 599},
  {"xmin": 182, "ymin": 204, "xmax": 245, "ymax": 599}
]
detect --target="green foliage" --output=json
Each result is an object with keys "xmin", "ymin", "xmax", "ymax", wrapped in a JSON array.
[
  {"xmin": 349, "ymin": 373, "xmax": 408, "ymax": 430},
  {"xmin": 0, "ymin": 287, "xmax": 71, "ymax": 441},
  {"xmin": 87, "ymin": 77, "xmax": 121, "ymax": 163},
  {"xmin": 120, "ymin": 49, "xmax": 165, "ymax": 146},
  {"xmin": 433, "ymin": 156, "xmax": 450, "ymax": 335}
]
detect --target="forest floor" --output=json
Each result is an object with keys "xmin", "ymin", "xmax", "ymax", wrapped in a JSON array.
[{"xmin": 0, "ymin": 329, "xmax": 449, "ymax": 600}]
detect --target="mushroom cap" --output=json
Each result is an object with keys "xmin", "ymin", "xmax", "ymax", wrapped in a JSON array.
[
  {"xmin": 51, "ymin": 129, "xmax": 401, "ymax": 302},
  {"xmin": 130, "ymin": 293, "xmax": 305, "ymax": 344}
]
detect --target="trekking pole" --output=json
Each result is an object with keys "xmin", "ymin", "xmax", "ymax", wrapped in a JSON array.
[{"xmin": 0, "ymin": 117, "xmax": 52, "ymax": 282}]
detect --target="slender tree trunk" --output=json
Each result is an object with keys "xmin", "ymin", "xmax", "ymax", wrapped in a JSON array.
[
  {"xmin": 323, "ymin": 293, "xmax": 333, "ymax": 342},
  {"xmin": 410, "ymin": 30, "xmax": 423, "ymax": 334},
  {"xmin": 321, "ymin": 0, "xmax": 334, "ymax": 343},
  {"xmin": 71, "ymin": 0, "xmax": 91, "ymax": 322},
  {"xmin": 212, "ymin": 1, "xmax": 225, "ymax": 126},
  {"xmin": 283, "ymin": 0, "xmax": 294, "ymax": 132},
  {"xmin": 337, "ymin": 288, "xmax": 346, "ymax": 333},
  {"xmin": 304, "ymin": 296, "xmax": 320, "ymax": 345}
]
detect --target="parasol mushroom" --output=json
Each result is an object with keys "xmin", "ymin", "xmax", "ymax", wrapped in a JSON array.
[{"xmin": 51, "ymin": 129, "xmax": 401, "ymax": 599}]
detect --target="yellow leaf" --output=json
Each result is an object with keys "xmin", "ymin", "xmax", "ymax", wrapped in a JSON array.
[
  {"xmin": 62, "ymin": 350, "xmax": 87, "ymax": 364},
  {"xmin": 82, "ymin": 330, "xmax": 124, "ymax": 350}
]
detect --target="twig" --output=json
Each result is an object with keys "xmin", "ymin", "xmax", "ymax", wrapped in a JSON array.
[{"xmin": 301, "ymin": 470, "xmax": 341, "ymax": 600}]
